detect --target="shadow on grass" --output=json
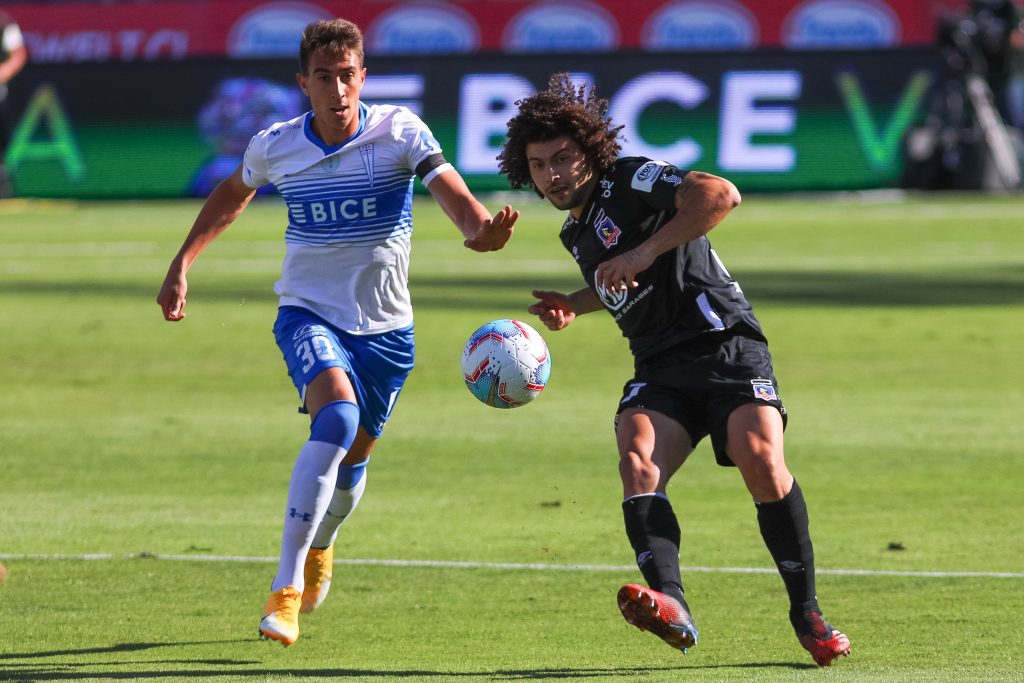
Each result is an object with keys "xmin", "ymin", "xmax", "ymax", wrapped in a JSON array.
[
  {"xmin": 2, "ymin": 266, "xmax": 1022, "ymax": 310},
  {"xmin": 0, "ymin": 641, "xmax": 254, "ymax": 661},
  {"xmin": 0, "ymin": 664, "xmax": 817, "ymax": 681},
  {"xmin": 0, "ymin": 640, "xmax": 819, "ymax": 679}
]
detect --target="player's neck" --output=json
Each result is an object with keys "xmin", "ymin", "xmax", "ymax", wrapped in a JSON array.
[
  {"xmin": 311, "ymin": 106, "xmax": 361, "ymax": 147},
  {"xmin": 569, "ymin": 175, "xmax": 599, "ymax": 219}
]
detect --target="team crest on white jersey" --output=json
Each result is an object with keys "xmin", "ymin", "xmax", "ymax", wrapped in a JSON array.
[
  {"xmin": 360, "ymin": 144, "xmax": 375, "ymax": 187},
  {"xmin": 320, "ymin": 155, "xmax": 341, "ymax": 172}
]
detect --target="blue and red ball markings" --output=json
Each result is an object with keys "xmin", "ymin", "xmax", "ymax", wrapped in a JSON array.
[{"xmin": 462, "ymin": 319, "xmax": 551, "ymax": 409}]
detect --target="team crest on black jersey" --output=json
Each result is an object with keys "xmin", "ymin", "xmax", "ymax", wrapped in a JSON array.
[{"xmin": 595, "ymin": 210, "xmax": 621, "ymax": 248}]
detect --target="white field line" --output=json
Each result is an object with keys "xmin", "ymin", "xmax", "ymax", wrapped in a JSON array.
[{"xmin": 1, "ymin": 553, "xmax": 1021, "ymax": 579}]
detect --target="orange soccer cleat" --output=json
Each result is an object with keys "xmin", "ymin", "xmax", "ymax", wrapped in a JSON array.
[
  {"xmin": 259, "ymin": 586, "xmax": 301, "ymax": 646},
  {"xmin": 301, "ymin": 545, "xmax": 334, "ymax": 613},
  {"xmin": 617, "ymin": 583, "xmax": 699, "ymax": 653}
]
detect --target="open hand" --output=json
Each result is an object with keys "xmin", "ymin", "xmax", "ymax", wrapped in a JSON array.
[{"xmin": 465, "ymin": 205, "xmax": 519, "ymax": 252}]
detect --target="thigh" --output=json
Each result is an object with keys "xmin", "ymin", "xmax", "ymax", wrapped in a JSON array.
[
  {"xmin": 305, "ymin": 367, "xmax": 357, "ymax": 419},
  {"xmin": 616, "ymin": 373, "xmax": 710, "ymax": 450},
  {"xmin": 616, "ymin": 407, "xmax": 694, "ymax": 497},
  {"xmin": 704, "ymin": 335, "xmax": 788, "ymax": 466},
  {"xmin": 274, "ymin": 306, "xmax": 354, "ymax": 410},
  {"xmin": 725, "ymin": 403, "xmax": 792, "ymax": 502},
  {"xmin": 274, "ymin": 307, "xmax": 414, "ymax": 438},
  {"xmin": 343, "ymin": 324, "xmax": 415, "ymax": 438}
]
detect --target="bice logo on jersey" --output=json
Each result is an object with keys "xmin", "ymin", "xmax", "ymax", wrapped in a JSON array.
[
  {"xmin": 293, "ymin": 196, "xmax": 380, "ymax": 224},
  {"xmin": 594, "ymin": 211, "xmax": 621, "ymax": 248}
]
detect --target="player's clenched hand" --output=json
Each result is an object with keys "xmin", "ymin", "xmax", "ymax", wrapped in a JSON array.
[
  {"xmin": 595, "ymin": 248, "xmax": 652, "ymax": 292},
  {"xmin": 528, "ymin": 289, "xmax": 576, "ymax": 331},
  {"xmin": 464, "ymin": 205, "xmax": 519, "ymax": 252},
  {"xmin": 157, "ymin": 270, "xmax": 189, "ymax": 321}
]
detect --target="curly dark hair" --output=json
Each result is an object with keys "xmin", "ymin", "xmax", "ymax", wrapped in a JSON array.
[
  {"xmin": 498, "ymin": 73, "xmax": 622, "ymax": 196},
  {"xmin": 299, "ymin": 19, "xmax": 364, "ymax": 74}
]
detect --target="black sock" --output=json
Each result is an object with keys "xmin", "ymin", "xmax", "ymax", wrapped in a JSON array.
[
  {"xmin": 755, "ymin": 480, "xmax": 821, "ymax": 631},
  {"xmin": 622, "ymin": 494, "xmax": 684, "ymax": 603}
]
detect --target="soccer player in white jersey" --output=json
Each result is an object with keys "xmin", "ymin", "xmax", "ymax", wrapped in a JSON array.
[{"xmin": 156, "ymin": 18, "xmax": 518, "ymax": 647}]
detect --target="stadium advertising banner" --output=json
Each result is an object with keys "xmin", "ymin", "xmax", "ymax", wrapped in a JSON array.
[
  {"xmin": 7, "ymin": 0, "xmax": 953, "ymax": 60},
  {"xmin": 4, "ymin": 50, "xmax": 939, "ymax": 198}
]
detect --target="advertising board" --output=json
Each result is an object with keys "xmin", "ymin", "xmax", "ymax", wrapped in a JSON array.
[{"xmin": 4, "ymin": 50, "xmax": 940, "ymax": 197}]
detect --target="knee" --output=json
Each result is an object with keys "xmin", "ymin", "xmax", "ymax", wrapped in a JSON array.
[
  {"xmin": 732, "ymin": 436, "xmax": 792, "ymax": 501},
  {"xmin": 310, "ymin": 400, "xmax": 359, "ymax": 450},
  {"xmin": 619, "ymin": 449, "xmax": 659, "ymax": 494}
]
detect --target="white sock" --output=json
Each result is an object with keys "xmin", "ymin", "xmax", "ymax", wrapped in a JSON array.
[
  {"xmin": 311, "ymin": 471, "xmax": 367, "ymax": 549},
  {"xmin": 271, "ymin": 440, "xmax": 346, "ymax": 592}
]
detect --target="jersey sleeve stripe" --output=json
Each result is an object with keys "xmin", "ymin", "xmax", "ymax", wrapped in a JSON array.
[
  {"xmin": 414, "ymin": 153, "xmax": 447, "ymax": 179},
  {"xmin": 421, "ymin": 163, "xmax": 453, "ymax": 187}
]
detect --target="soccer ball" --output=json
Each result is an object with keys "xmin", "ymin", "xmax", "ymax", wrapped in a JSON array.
[{"xmin": 461, "ymin": 319, "xmax": 551, "ymax": 409}]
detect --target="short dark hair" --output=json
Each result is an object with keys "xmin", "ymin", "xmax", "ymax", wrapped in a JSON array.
[
  {"xmin": 299, "ymin": 19, "xmax": 364, "ymax": 74},
  {"xmin": 498, "ymin": 73, "xmax": 622, "ymax": 194}
]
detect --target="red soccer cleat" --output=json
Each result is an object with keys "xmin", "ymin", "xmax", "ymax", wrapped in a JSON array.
[
  {"xmin": 797, "ymin": 611, "xmax": 851, "ymax": 667},
  {"xmin": 617, "ymin": 584, "xmax": 698, "ymax": 653}
]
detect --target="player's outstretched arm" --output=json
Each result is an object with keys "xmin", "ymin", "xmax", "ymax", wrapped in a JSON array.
[
  {"xmin": 529, "ymin": 287, "xmax": 603, "ymax": 331},
  {"xmin": 426, "ymin": 168, "xmax": 518, "ymax": 252},
  {"xmin": 594, "ymin": 172, "xmax": 740, "ymax": 292},
  {"xmin": 157, "ymin": 165, "xmax": 256, "ymax": 321}
]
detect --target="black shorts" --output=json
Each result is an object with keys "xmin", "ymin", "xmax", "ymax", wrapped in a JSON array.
[{"xmin": 614, "ymin": 331, "xmax": 788, "ymax": 467}]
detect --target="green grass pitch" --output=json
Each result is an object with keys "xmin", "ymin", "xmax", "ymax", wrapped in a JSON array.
[{"xmin": 0, "ymin": 192, "xmax": 1022, "ymax": 681}]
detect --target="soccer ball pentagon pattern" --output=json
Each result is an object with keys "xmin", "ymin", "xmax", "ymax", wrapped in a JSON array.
[{"xmin": 461, "ymin": 319, "xmax": 551, "ymax": 409}]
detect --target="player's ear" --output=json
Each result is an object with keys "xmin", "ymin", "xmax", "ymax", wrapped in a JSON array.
[{"xmin": 296, "ymin": 72, "xmax": 309, "ymax": 96}]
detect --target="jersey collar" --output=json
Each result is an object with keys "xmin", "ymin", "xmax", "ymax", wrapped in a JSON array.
[{"xmin": 304, "ymin": 101, "xmax": 369, "ymax": 154}]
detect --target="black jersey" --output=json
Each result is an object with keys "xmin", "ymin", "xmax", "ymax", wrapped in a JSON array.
[{"xmin": 559, "ymin": 157, "xmax": 765, "ymax": 362}]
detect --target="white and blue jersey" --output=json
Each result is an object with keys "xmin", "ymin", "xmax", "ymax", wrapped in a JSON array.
[{"xmin": 242, "ymin": 102, "xmax": 452, "ymax": 335}]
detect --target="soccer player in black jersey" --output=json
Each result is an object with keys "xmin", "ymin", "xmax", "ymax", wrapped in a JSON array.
[{"xmin": 498, "ymin": 74, "xmax": 850, "ymax": 667}]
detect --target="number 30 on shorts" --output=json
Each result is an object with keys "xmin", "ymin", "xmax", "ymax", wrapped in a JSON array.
[{"xmin": 297, "ymin": 335, "xmax": 337, "ymax": 372}]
